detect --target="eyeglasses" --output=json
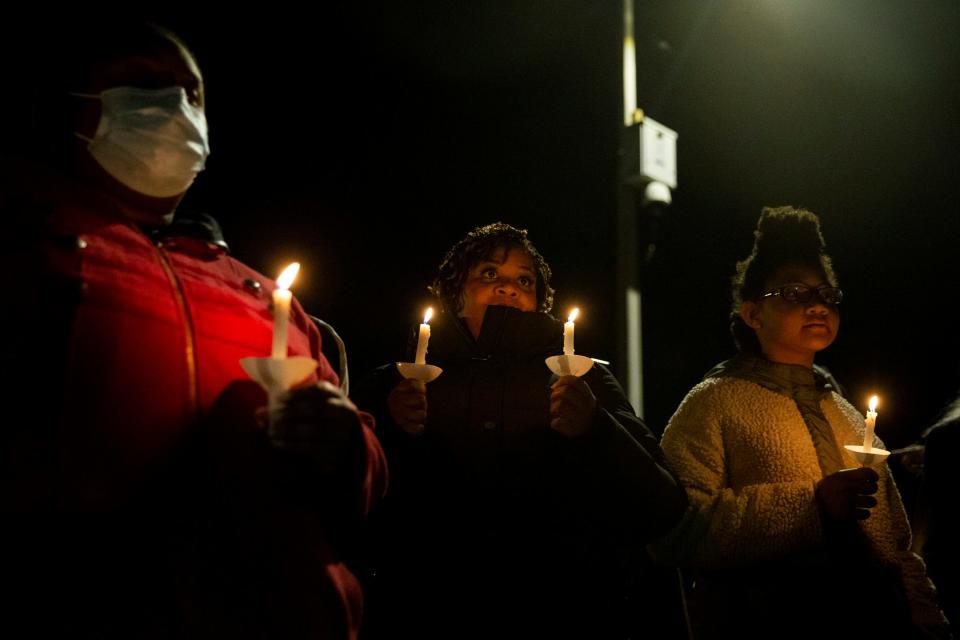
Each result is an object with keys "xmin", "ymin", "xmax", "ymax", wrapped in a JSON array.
[{"xmin": 760, "ymin": 283, "xmax": 843, "ymax": 306}]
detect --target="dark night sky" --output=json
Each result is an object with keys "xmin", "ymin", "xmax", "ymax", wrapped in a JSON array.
[{"xmin": 11, "ymin": 3, "xmax": 960, "ymax": 444}]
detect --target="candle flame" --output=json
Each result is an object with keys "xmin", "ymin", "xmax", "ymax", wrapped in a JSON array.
[
  {"xmin": 568, "ymin": 308, "xmax": 579, "ymax": 323},
  {"xmin": 276, "ymin": 262, "xmax": 300, "ymax": 290},
  {"xmin": 869, "ymin": 395, "xmax": 879, "ymax": 412},
  {"xmin": 423, "ymin": 307, "xmax": 433, "ymax": 324}
]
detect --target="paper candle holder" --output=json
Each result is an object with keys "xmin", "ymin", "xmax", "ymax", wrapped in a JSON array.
[
  {"xmin": 843, "ymin": 444, "xmax": 891, "ymax": 467},
  {"xmin": 395, "ymin": 362, "xmax": 443, "ymax": 383},
  {"xmin": 240, "ymin": 355, "xmax": 318, "ymax": 425},
  {"xmin": 545, "ymin": 354, "xmax": 594, "ymax": 378}
]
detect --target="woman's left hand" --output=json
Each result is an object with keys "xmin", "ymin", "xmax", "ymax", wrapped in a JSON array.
[
  {"xmin": 270, "ymin": 381, "xmax": 363, "ymax": 475},
  {"xmin": 550, "ymin": 375, "xmax": 597, "ymax": 437}
]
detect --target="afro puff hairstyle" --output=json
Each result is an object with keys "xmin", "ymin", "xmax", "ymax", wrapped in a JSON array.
[{"xmin": 730, "ymin": 206, "xmax": 839, "ymax": 354}]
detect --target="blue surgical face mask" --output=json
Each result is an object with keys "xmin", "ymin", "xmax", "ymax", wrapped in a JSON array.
[{"xmin": 71, "ymin": 86, "xmax": 210, "ymax": 198}]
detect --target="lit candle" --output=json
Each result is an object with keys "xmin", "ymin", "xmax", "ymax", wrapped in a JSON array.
[
  {"xmin": 863, "ymin": 395, "xmax": 879, "ymax": 452},
  {"xmin": 564, "ymin": 308, "xmax": 579, "ymax": 356},
  {"xmin": 414, "ymin": 307, "xmax": 433, "ymax": 364},
  {"xmin": 271, "ymin": 262, "xmax": 300, "ymax": 359}
]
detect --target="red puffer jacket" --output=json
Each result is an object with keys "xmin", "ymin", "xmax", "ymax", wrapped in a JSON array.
[{"xmin": 1, "ymin": 158, "xmax": 386, "ymax": 639}]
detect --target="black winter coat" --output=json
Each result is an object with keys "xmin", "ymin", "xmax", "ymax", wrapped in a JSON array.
[{"xmin": 355, "ymin": 306, "xmax": 687, "ymax": 639}]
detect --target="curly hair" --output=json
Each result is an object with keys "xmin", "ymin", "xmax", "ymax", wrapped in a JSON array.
[
  {"xmin": 429, "ymin": 222, "xmax": 555, "ymax": 315},
  {"xmin": 730, "ymin": 206, "xmax": 839, "ymax": 354}
]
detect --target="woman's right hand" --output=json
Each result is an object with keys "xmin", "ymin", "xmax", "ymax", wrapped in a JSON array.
[
  {"xmin": 815, "ymin": 466, "xmax": 879, "ymax": 522},
  {"xmin": 387, "ymin": 378, "xmax": 427, "ymax": 435}
]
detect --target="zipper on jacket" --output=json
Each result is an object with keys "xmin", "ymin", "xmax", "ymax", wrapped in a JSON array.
[{"xmin": 154, "ymin": 238, "xmax": 199, "ymax": 418}]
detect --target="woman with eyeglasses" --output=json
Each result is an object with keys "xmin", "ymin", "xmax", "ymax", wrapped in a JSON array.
[{"xmin": 649, "ymin": 207, "xmax": 948, "ymax": 639}]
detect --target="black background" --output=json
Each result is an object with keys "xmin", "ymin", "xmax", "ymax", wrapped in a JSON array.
[{"xmin": 11, "ymin": 2, "xmax": 960, "ymax": 443}]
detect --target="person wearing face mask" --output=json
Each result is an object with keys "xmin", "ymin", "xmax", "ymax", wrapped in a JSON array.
[
  {"xmin": 68, "ymin": 84, "xmax": 210, "ymax": 201},
  {"xmin": 0, "ymin": 21, "xmax": 386, "ymax": 638},
  {"xmin": 353, "ymin": 222, "xmax": 688, "ymax": 639},
  {"xmin": 648, "ymin": 207, "xmax": 948, "ymax": 639}
]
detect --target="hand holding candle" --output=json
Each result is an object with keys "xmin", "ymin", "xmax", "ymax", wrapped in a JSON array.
[
  {"xmin": 842, "ymin": 394, "xmax": 888, "ymax": 466},
  {"xmin": 241, "ymin": 261, "xmax": 314, "ymax": 428},
  {"xmin": 563, "ymin": 308, "xmax": 578, "ymax": 356},
  {"xmin": 863, "ymin": 395, "xmax": 879, "ymax": 452},
  {"xmin": 396, "ymin": 306, "xmax": 443, "ymax": 383},
  {"xmin": 271, "ymin": 262, "xmax": 300, "ymax": 359},
  {"xmin": 545, "ymin": 307, "xmax": 593, "ymax": 377},
  {"xmin": 414, "ymin": 307, "xmax": 433, "ymax": 364}
]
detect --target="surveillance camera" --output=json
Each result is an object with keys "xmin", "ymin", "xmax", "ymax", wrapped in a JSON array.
[{"xmin": 641, "ymin": 181, "xmax": 672, "ymax": 207}]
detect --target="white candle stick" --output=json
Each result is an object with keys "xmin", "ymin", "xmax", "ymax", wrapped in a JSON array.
[
  {"xmin": 414, "ymin": 307, "xmax": 433, "ymax": 364},
  {"xmin": 563, "ymin": 308, "xmax": 578, "ymax": 356},
  {"xmin": 271, "ymin": 262, "xmax": 300, "ymax": 359},
  {"xmin": 863, "ymin": 395, "xmax": 879, "ymax": 452}
]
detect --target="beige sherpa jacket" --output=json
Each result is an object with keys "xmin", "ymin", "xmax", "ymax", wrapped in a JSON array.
[{"xmin": 649, "ymin": 375, "xmax": 945, "ymax": 631}]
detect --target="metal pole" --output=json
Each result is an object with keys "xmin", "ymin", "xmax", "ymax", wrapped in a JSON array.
[{"xmin": 619, "ymin": 0, "xmax": 644, "ymax": 417}]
